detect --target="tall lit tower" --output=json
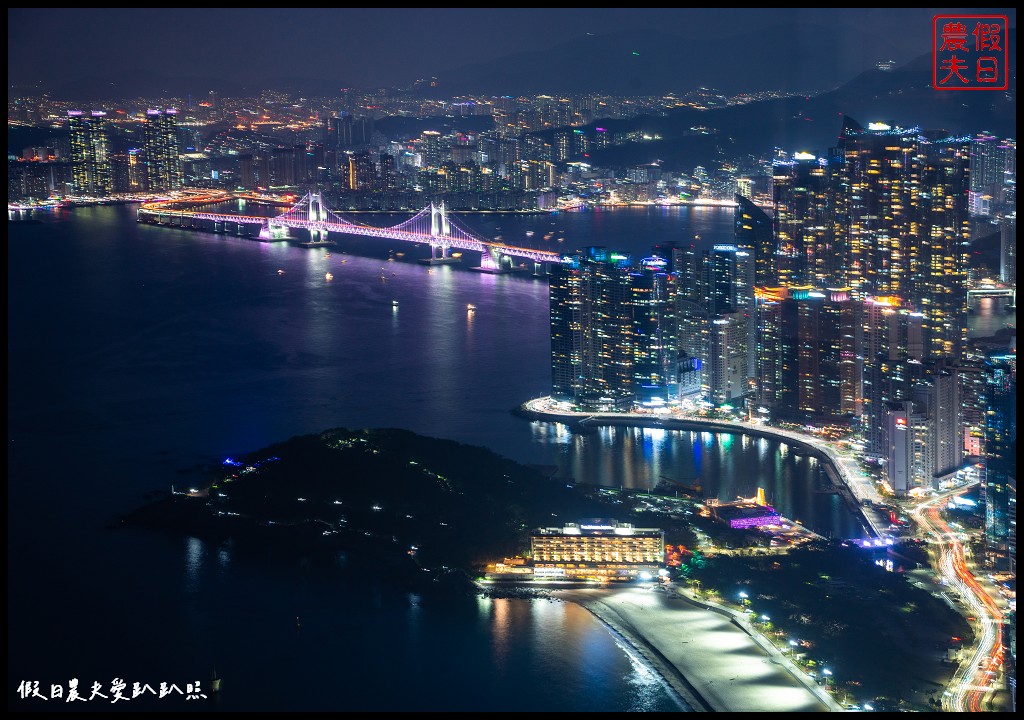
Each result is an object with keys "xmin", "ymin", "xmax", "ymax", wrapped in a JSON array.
[
  {"xmin": 144, "ymin": 109, "xmax": 182, "ymax": 191},
  {"xmin": 549, "ymin": 248, "xmax": 635, "ymax": 411},
  {"xmin": 840, "ymin": 119, "xmax": 970, "ymax": 362},
  {"xmin": 67, "ymin": 110, "xmax": 112, "ymax": 196},
  {"xmin": 772, "ymin": 152, "xmax": 843, "ymax": 287},
  {"xmin": 982, "ymin": 354, "xmax": 1016, "ymax": 570},
  {"xmin": 734, "ymin": 194, "xmax": 776, "ymax": 287},
  {"xmin": 629, "ymin": 257, "xmax": 678, "ymax": 406}
]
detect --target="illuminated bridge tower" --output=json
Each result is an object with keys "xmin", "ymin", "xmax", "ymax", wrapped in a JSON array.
[
  {"xmin": 307, "ymin": 191, "xmax": 329, "ymax": 244},
  {"xmin": 429, "ymin": 201, "xmax": 452, "ymax": 260}
]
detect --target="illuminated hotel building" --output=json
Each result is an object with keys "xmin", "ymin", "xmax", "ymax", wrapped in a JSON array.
[
  {"xmin": 485, "ymin": 521, "xmax": 665, "ymax": 582},
  {"xmin": 67, "ymin": 110, "xmax": 112, "ymax": 196},
  {"xmin": 143, "ymin": 109, "xmax": 182, "ymax": 191}
]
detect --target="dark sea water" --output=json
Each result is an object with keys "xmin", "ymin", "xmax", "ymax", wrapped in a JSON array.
[{"xmin": 7, "ymin": 202, "xmax": 939, "ymax": 711}]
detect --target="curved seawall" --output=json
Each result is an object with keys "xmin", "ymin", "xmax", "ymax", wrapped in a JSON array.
[{"xmin": 515, "ymin": 401, "xmax": 885, "ymax": 537}]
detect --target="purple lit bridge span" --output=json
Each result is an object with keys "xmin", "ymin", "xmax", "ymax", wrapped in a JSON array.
[{"xmin": 138, "ymin": 191, "xmax": 562, "ymax": 271}]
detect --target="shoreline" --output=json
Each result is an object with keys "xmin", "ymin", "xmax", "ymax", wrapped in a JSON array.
[
  {"xmin": 575, "ymin": 597, "xmax": 712, "ymax": 712},
  {"xmin": 553, "ymin": 586, "xmax": 839, "ymax": 712},
  {"xmin": 515, "ymin": 399, "xmax": 888, "ymax": 538}
]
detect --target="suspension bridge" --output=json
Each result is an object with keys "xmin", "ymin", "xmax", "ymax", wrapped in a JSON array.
[{"xmin": 138, "ymin": 191, "xmax": 563, "ymax": 271}]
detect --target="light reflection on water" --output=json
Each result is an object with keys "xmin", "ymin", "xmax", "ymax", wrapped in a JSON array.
[
  {"xmin": 9, "ymin": 203, "xmax": 867, "ymax": 710},
  {"xmin": 528, "ymin": 423, "xmax": 863, "ymax": 538}
]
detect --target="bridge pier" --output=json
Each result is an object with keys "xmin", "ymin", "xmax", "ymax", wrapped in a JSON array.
[
  {"xmin": 472, "ymin": 248, "xmax": 509, "ymax": 274},
  {"xmin": 419, "ymin": 242, "xmax": 461, "ymax": 265},
  {"xmin": 258, "ymin": 220, "xmax": 293, "ymax": 242},
  {"xmin": 214, "ymin": 221, "xmax": 225, "ymax": 234}
]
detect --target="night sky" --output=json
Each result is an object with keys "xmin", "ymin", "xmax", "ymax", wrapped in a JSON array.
[{"xmin": 7, "ymin": 8, "xmax": 1016, "ymax": 95}]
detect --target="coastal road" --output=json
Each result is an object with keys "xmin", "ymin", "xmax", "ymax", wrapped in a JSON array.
[
  {"xmin": 909, "ymin": 483, "xmax": 1008, "ymax": 712},
  {"xmin": 554, "ymin": 586, "xmax": 840, "ymax": 712}
]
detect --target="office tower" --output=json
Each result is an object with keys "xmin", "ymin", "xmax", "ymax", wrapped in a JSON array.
[
  {"xmin": 67, "ymin": 110, "xmax": 112, "ymax": 196},
  {"xmin": 143, "ymin": 109, "xmax": 182, "ymax": 191},
  {"xmin": 549, "ymin": 248, "xmax": 634, "ymax": 411}
]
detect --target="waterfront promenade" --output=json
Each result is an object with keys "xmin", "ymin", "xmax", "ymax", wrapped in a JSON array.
[
  {"xmin": 519, "ymin": 398, "xmax": 888, "ymax": 538},
  {"xmin": 554, "ymin": 585, "xmax": 843, "ymax": 712}
]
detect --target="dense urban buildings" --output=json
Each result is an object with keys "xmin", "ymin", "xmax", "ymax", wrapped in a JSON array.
[{"xmin": 544, "ymin": 115, "xmax": 1013, "ymax": 505}]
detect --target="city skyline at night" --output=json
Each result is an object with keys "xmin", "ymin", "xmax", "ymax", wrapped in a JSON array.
[{"xmin": 8, "ymin": 7, "xmax": 1015, "ymax": 713}]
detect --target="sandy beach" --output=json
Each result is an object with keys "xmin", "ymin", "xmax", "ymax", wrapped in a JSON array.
[{"xmin": 554, "ymin": 586, "xmax": 842, "ymax": 713}]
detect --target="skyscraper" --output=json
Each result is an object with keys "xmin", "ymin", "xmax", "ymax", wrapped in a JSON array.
[
  {"xmin": 629, "ymin": 257, "xmax": 678, "ymax": 406},
  {"xmin": 549, "ymin": 248, "xmax": 635, "ymax": 411},
  {"xmin": 67, "ymin": 110, "xmax": 112, "ymax": 196},
  {"xmin": 772, "ymin": 152, "xmax": 841, "ymax": 287},
  {"xmin": 969, "ymin": 133, "xmax": 1016, "ymax": 218},
  {"xmin": 755, "ymin": 286, "xmax": 860, "ymax": 424},
  {"xmin": 734, "ymin": 194, "xmax": 776, "ymax": 287},
  {"xmin": 982, "ymin": 354, "xmax": 1016, "ymax": 570},
  {"xmin": 144, "ymin": 109, "xmax": 182, "ymax": 191},
  {"xmin": 840, "ymin": 120, "xmax": 970, "ymax": 362}
]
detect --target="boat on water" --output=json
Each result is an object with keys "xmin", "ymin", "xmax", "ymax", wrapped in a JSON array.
[
  {"xmin": 325, "ymin": 272, "xmax": 334, "ymax": 281},
  {"xmin": 392, "ymin": 300, "xmax": 399, "ymax": 307},
  {"xmin": 277, "ymin": 269, "xmax": 285, "ymax": 275},
  {"xmin": 467, "ymin": 303, "xmax": 476, "ymax": 311}
]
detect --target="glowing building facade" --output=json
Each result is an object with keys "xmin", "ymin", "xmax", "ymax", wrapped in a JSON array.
[
  {"xmin": 483, "ymin": 521, "xmax": 665, "ymax": 582},
  {"xmin": 67, "ymin": 110, "xmax": 112, "ymax": 196},
  {"xmin": 143, "ymin": 109, "xmax": 182, "ymax": 191}
]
